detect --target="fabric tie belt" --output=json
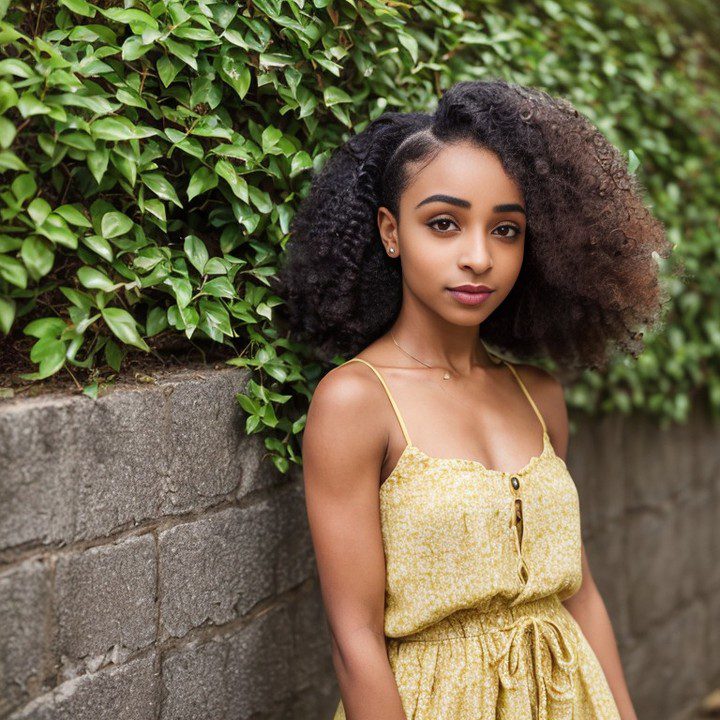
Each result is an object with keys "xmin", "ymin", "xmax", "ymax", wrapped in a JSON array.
[{"xmin": 488, "ymin": 614, "xmax": 579, "ymax": 720}]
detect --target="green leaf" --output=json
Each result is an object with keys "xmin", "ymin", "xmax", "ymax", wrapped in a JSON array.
[
  {"xmin": 59, "ymin": 0, "xmax": 96, "ymax": 17},
  {"xmin": 28, "ymin": 338, "xmax": 67, "ymax": 378},
  {"xmin": 201, "ymin": 276, "xmax": 235, "ymax": 298},
  {"xmin": 142, "ymin": 173, "xmax": 182, "ymax": 207},
  {"xmin": 184, "ymin": 234, "xmax": 209, "ymax": 274},
  {"xmin": 60, "ymin": 286, "xmax": 93, "ymax": 310},
  {"xmin": 12, "ymin": 173, "xmax": 36, "ymax": 204},
  {"xmin": 398, "ymin": 32, "xmax": 419, "ymax": 64},
  {"xmin": 27, "ymin": 197, "xmax": 52, "ymax": 225},
  {"xmin": 261, "ymin": 125, "xmax": 283, "ymax": 154},
  {"xmin": 0, "ymin": 295, "xmax": 16, "ymax": 334},
  {"xmin": 290, "ymin": 151, "xmax": 313, "ymax": 177},
  {"xmin": 219, "ymin": 56, "xmax": 251, "ymax": 99},
  {"xmin": 0, "ymin": 151, "xmax": 28, "ymax": 171},
  {"xmin": 24, "ymin": 317, "xmax": 67, "ymax": 338},
  {"xmin": 627, "ymin": 149, "xmax": 640, "ymax": 174},
  {"xmin": 37, "ymin": 215, "xmax": 78, "ymax": 249},
  {"xmin": 77, "ymin": 265, "xmax": 117, "ymax": 291},
  {"xmin": 323, "ymin": 86, "xmax": 352, "ymax": 106},
  {"xmin": 81, "ymin": 234, "xmax": 114, "ymax": 262},
  {"xmin": 91, "ymin": 117, "xmax": 155, "ymax": 141},
  {"xmin": 99, "ymin": 6, "xmax": 158, "ymax": 30},
  {"xmin": 104, "ymin": 338, "xmax": 122, "ymax": 371},
  {"xmin": 187, "ymin": 165, "xmax": 218, "ymax": 200},
  {"xmin": 55, "ymin": 204, "xmax": 92, "ymax": 227},
  {"xmin": 0, "ymin": 116, "xmax": 17, "ymax": 148},
  {"xmin": 146, "ymin": 305, "xmax": 168, "ymax": 336},
  {"xmin": 101, "ymin": 211, "xmax": 133, "ymax": 238},
  {"xmin": 157, "ymin": 55, "xmax": 181, "ymax": 87},
  {"xmin": 163, "ymin": 38, "xmax": 197, "ymax": 70},
  {"xmin": 0, "ymin": 58, "xmax": 33, "ymax": 78},
  {"xmin": 18, "ymin": 93, "xmax": 50, "ymax": 118},
  {"xmin": 0, "ymin": 254, "xmax": 27, "ymax": 288},
  {"xmin": 21, "ymin": 236, "xmax": 55, "ymax": 278},
  {"xmin": 101, "ymin": 306, "xmax": 150, "ymax": 350},
  {"xmin": 214, "ymin": 159, "xmax": 248, "ymax": 201},
  {"xmin": 87, "ymin": 148, "xmax": 110, "ymax": 184},
  {"xmin": 143, "ymin": 199, "xmax": 166, "ymax": 223},
  {"xmin": 248, "ymin": 185, "xmax": 272, "ymax": 214},
  {"xmin": 166, "ymin": 276, "xmax": 193, "ymax": 308},
  {"xmin": 0, "ymin": 80, "xmax": 19, "ymax": 114}
]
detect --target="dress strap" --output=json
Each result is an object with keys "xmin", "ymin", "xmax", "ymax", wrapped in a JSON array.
[
  {"xmin": 342, "ymin": 358, "xmax": 413, "ymax": 447},
  {"xmin": 501, "ymin": 360, "xmax": 548, "ymax": 435}
]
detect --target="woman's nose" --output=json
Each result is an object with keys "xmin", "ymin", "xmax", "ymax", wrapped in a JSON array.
[{"xmin": 459, "ymin": 233, "xmax": 493, "ymax": 272}]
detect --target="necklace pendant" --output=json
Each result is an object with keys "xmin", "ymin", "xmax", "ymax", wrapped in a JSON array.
[{"xmin": 442, "ymin": 371, "xmax": 451, "ymax": 380}]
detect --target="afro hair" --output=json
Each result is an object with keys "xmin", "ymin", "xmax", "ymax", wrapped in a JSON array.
[{"xmin": 273, "ymin": 78, "xmax": 673, "ymax": 372}]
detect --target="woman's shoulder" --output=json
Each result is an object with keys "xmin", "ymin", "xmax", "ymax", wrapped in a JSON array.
[
  {"xmin": 303, "ymin": 358, "xmax": 391, "ymax": 474},
  {"xmin": 509, "ymin": 361, "xmax": 568, "ymax": 445},
  {"xmin": 509, "ymin": 361, "xmax": 562, "ymax": 393},
  {"xmin": 307, "ymin": 356, "xmax": 389, "ymax": 431}
]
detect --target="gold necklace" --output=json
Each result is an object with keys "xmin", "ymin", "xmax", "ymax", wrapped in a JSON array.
[
  {"xmin": 391, "ymin": 331, "xmax": 452, "ymax": 379},
  {"xmin": 390, "ymin": 331, "xmax": 500, "ymax": 379}
]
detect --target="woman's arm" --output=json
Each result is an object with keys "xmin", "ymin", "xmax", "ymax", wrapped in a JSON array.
[
  {"xmin": 302, "ymin": 365, "xmax": 407, "ymax": 720},
  {"xmin": 527, "ymin": 365, "xmax": 638, "ymax": 720}
]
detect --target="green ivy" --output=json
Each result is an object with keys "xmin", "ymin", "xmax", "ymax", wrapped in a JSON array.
[{"xmin": 0, "ymin": 0, "xmax": 718, "ymax": 473}]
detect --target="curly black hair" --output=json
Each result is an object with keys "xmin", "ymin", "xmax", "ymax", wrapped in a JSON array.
[{"xmin": 273, "ymin": 78, "xmax": 674, "ymax": 371}]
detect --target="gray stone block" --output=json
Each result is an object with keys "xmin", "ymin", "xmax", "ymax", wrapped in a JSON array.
[
  {"xmin": 0, "ymin": 559, "xmax": 53, "ymax": 715},
  {"xmin": 0, "ymin": 399, "xmax": 78, "ymax": 549},
  {"xmin": 583, "ymin": 517, "xmax": 631, "ymax": 645},
  {"xmin": 7, "ymin": 654, "xmax": 157, "ymax": 720},
  {"xmin": 675, "ymin": 489, "xmax": 713, "ymax": 605},
  {"xmin": 161, "ymin": 585, "xmax": 334, "ymax": 720},
  {"xmin": 567, "ymin": 411, "xmax": 626, "ymax": 534},
  {"xmin": 0, "ymin": 368, "xmax": 253, "ymax": 551},
  {"xmin": 54, "ymin": 534, "xmax": 156, "ymax": 666},
  {"xmin": 625, "ymin": 415, "xmax": 677, "ymax": 510},
  {"xmin": 65, "ymin": 390, "xmax": 169, "ymax": 542},
  {"xmin": 159, "ymin": 482, "xmax": 314, "ymax": 639},
  {"xmin": 160, "ymin": 371, "xmax": 252, "ymax": 514},
  {"xmin": 626, "ymin": 504, "xmax": 679, "ymax": 635}
]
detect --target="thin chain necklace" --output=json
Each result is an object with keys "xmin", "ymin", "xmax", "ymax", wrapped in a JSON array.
[
  {"xmin": 390, "ymin": 331, "xmax": 499, "ymax": 379},
  {"xmin": 391, "ymin": 331, "xmax": 452, "ymax": 379}
]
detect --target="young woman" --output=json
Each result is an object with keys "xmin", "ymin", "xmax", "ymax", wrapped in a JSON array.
[{"xmin": 276, "ymin": 79, "xmax": 671, "ymax": 720}]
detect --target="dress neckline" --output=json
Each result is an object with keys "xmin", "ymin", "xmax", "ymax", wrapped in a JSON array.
[{"xmin": 379, "ymin": 429, "xmax": 568, "ymax": 495}]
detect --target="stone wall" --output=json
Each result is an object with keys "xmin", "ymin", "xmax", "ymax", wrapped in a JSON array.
[
  {"xmin": 567, "ymin": 408, "xmax": 720, "ymax": 720},
  {"xmin": 1, "ymin": 367, "xmax": 718, "ymax": 719},
  {"xmin": 0, "ymin": 368, "xmax": 337, "ymax": 719}
]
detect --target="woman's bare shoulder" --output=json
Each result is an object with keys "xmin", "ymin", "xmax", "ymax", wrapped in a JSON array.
[
  {"xmin": 512, "ymin": 362, "xmax": 569, "ymax": 451},
  {"xmin": 302, "ymin": 359, "xmax": 389, "ymax": 476}
]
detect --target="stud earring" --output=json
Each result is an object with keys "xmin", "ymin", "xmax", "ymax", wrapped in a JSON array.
[{"xmin": 388, "ymin": 247, "xmax": 395, "ymax": 254}]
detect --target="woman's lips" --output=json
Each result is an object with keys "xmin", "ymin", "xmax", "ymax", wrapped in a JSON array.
[{"xmin": 446, "ymin": 288, "xmax": 494, "ymax": 306}]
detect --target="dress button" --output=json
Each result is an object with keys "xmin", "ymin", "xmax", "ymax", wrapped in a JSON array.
[{"xmin": 511, "ymin": 476, "xmax": 520, "ymax": 490}]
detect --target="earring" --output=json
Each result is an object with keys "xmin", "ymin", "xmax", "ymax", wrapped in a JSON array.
[{"xmin": 388, "ymin": 247, "xmax": 395, "ymax": 254}]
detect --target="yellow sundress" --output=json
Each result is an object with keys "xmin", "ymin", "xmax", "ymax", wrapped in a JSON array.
[{"xmin": 331, "ymin": 356, "xmax": 622, "ymax": 720}]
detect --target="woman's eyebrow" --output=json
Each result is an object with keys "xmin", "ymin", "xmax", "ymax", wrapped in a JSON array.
[{"xmin": 414, "ymin": 194, "xmax": 525, "ymax": 215}]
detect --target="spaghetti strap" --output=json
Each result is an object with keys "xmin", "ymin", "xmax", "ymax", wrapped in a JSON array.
[
  {"xmin": 342, "ymin": 358, "xmax": 413, "ymax": 447},
  {"xmin": 501, "ymin": 360, "xmax": 548, "ymax": 435}
]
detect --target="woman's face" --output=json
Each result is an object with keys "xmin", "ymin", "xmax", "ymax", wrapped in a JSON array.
[{"xmin": 377, "ymin": 140, "xmax": 526, "ymax": 327}]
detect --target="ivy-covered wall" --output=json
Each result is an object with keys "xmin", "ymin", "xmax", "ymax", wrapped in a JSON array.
[{"xmin": 0, "ymin": 0, "xmax": 718, "ymax": 473}]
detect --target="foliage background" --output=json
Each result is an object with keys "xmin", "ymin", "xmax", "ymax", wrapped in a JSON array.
[{"xmin": 1, "ymin": 0, "xmax": 718, "ymax": 472}]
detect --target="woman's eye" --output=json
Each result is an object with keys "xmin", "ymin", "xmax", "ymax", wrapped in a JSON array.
[
  {"xmin": 426, "ymin": 218, "xmax": 457, "ymax": 232},
  {"xmin": 495, "ymin": 224, "xmax": 522, "ymax": 238}
]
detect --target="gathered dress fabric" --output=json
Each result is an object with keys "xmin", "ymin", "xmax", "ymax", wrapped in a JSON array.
[{"xmin": 331, "ymin": 356, "xmax": 622, "ymax": 720}]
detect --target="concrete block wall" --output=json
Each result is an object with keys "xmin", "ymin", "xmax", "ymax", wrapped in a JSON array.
[
  {"xmin": 567, "ymin": 409, "xmax": 720, "ymax": 720},
  {"xmin": 1, "ymin": 367, "xmax": 718, "ymax": 719},
  {"xmin": 0, "ymin": 368, "xmax": 337, "ymax": 719}
]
